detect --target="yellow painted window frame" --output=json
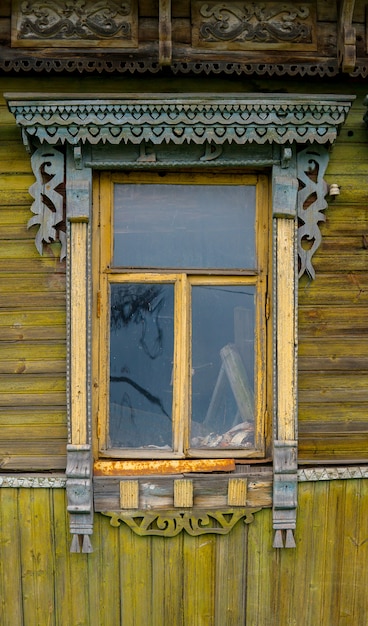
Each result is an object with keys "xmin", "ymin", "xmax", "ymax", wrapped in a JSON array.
[{"xmin": 93, "ymin": 170, "xmax": 271, "ymax": 460}]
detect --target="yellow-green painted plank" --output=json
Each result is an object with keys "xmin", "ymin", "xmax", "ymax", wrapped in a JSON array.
[
  {"xmin": 0, "ymin": 489, "xmax": 23, "ymax": 626},
  {"xmin": 1, "ymin": 341, "xmax": 66, "ymax": 359},
  {"xmin": 246, "ymin": 508, "xmax": 275, "ymax": 625},
  {"xmin": 215, "ymin": 522, "xmax": 246, "ymax": 626},
  {"xmin": 0, "ymin": 407, "xmax": 66, "ymax": 425},
  {"xmin": 18, "ymin": 488, "xmax": 56, "ymax": 626},
  {"xmin": 90, "ymin": 513, "xmax": 121, "ymax": 626},
  {"xmin": 120, "ymin": 525, "xmax": 152, "ymax": 626},
  {"xmin": 286, "ymin": 482, "xmax": 315, "ymax": 626},
  {"xmin": 339, "ymin": 480, "xmax": 362, "ymax": 625},
  {"xmin": 0, "ymin": 360, "xmax": 66, "ymax": 374},
  {"xmin": 0, "ymin": 374, "xmax": 66, "ymax": 394},
  {"xmin": 183, "ymin": 533, "xmax": 215, "ymax": 626},
  {"xmin": 52, "ymin": 489, "xmax": 75, "ymax": 626}
]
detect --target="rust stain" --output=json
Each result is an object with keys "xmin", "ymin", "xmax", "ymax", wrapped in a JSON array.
[{"xmin": 94, "ymin": 458, "xmax": 235, "ymax": 476}]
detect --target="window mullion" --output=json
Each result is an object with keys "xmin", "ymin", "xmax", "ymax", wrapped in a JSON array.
[{"xmin": 172, "ymin": 274, "xmax": 190, "ymax": 455}]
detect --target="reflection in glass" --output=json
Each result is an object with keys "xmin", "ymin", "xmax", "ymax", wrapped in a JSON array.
[
  {"xmin": 191, "ymin": 285, "xmax": 255, "ymax": 449},
  {"xmin": 109, "ymin": 283, "xmax": 174, "ymax": 449},
  {"xmin": 113, "ymin": 184, "xmax": 256, "ymax": 269}
]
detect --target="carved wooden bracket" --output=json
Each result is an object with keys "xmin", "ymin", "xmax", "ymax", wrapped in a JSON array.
[
  {"xmin": 338, "ymin": 0, "xmax": 356, "ymax": 72},
  {"xmin": 28, "ymin": 146, "xmax": 66, "ymax": 259},
  {"xmin": 297, "ymin": 146, "xmax": 330, "ymax": 280}
]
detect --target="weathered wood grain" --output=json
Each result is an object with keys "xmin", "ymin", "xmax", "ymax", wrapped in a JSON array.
[
  {"xmin": 0, "ymin": 455, "xmax": 66, "ymax": 470},
  {"xmin": 0, "ymin": 406, "xmax": 65, "ymax": 425},
  {"xmin": 215, "ymin": 521, "xmax": 248, "ymax": 625},
  {"xmin": 299, "ymin": 409, "xmax": 368, "ymax": 427},
  {"xmin": 0, "ymin": 489, "xmax": 23, "ymax": 626},
  {"xmin": 18, "ymin": 488, "xmax": 56, "ymax": 626}
]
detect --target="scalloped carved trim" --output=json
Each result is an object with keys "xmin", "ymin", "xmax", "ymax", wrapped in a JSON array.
[
  {"xmin": 6, "ymin": 96, "xmax": 353, "ymax": 148},
  {"xmin": 102, "ymin": 508, "xmax": 261, "ymax": 536},
  {"xmin": 0, "ymin": 55, "xmax": 339, "ymax": 77}
]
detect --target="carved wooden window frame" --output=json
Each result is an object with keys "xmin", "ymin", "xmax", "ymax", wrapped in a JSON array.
[{"xmin": 5, "ymin": 93, "xmax": 353, "ymax": 552}]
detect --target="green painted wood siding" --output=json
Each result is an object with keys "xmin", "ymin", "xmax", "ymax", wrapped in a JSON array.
[
  {"xmin": 0, "ymin": 74, "xmax": 368, "ymax": 464},
  {"xmin": 0, "ymin": 480, "xmax": 368, "ymax": 625}
]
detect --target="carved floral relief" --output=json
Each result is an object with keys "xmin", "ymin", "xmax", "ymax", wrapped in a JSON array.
[
  {"xmin": 11, "ymin": 0, "xmax": 138, "ymax": 47},
  {"xmin": 192, "ymin": 1, "xmax": 317, "ymax": 50}
]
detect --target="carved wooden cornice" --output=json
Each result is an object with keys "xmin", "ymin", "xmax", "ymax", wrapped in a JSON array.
[
  {"xmin": 0, "ymin": 0, "xmax": 365, "ymax": 77},
  {"xmin": 6, "ymin": 94, "xmax": 353, "ymax": 149}
]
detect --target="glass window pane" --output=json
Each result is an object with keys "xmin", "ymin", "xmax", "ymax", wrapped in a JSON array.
[
  {"xmin": 113, "ymin": 183, "xmax": 256, "ymax": 269},
  {"xmin": 191, "ymin": 285, "xmax": 255, "ymax": 449},
  {"xmin": 109, "ymin": 283, "xmax": 174, "ymax": 450}
]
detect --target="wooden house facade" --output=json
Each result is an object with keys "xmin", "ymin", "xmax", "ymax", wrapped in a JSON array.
[{"xmin": 1, "ymin": 1, "xmax": 368, "ymax": 624}]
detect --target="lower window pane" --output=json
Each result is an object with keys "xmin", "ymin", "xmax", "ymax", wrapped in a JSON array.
[
  {"xmin": 109, "ymin": 283, "xmax": 174, "ymax": 450},
  {"xmin": 191, "ymin": 285, "xmax": 255, "ymax": 449}
]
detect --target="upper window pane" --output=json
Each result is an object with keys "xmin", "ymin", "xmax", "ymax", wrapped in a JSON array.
[{"xmin": 113, "ymin": 183, "xmax": 256, "ymax": 269}]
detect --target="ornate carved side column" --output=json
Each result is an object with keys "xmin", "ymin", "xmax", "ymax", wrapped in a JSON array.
[
  {"xmin": 272, "ymin": 158, "xmax": 299, "ymax": 548},
  {"xmin": 65, "ymin": 147, "xmax": 93, "ymax": 553}
]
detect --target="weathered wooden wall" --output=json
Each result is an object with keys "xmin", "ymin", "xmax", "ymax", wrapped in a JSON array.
[
  {"xmin": 1, "ymin": 69, "xmax": 368, "ymax": 623},
  {"xmin": 298, "ymin": 90, "xmax": 368, "ymax": 462},
  {"xmin": 1, "ymin": 74, "xmax": 368, "ymax": 468},
  {"xmin": 0, "ymin": 479, "xmax": 367, "ymax": 625}
]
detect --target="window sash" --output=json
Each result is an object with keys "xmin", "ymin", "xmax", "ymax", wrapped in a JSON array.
[{"xmin": 96, "ymin": 172, "xmax": 269, "ymax": 459}]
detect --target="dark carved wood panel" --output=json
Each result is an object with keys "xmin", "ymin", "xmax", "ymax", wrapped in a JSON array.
[
  {"xmin": 11, "ymin": 0, "xmax": 138, "ymax": 48},
  {"xmin": 191, "ymin": 1, "xmax": 317, "ymax": 50}
]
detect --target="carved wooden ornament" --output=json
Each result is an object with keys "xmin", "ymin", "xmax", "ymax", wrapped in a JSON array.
[
  {"xmin": 192, "ymin": 1, "xmax": 317, "ymax": 50},
  {"xmin": 5, "ymin": 93, "xmax": 353, "ymax": 552},
  {"xmin": 11, "ymin": 0, "xmax": 138, "ymax": 48},
  {"xmin": 102, "ymin": 508, "xmax": 261, "ymax": 537}
]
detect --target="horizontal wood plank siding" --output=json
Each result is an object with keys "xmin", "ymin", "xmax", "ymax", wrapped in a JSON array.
[
  {"xmin": 298, "ymin": 87, "xmax": 368, "ymax": 462},
  {"xmin": 0, "ymin": 88, "xmax": 66, "ymax": 470},
  {"xmin": 0, "ymin": 481, "xmax": 367, "ymax": 625},
  {"xmin": 1, "ymin": 76, "xmax": 368, "ymax": 465}
]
